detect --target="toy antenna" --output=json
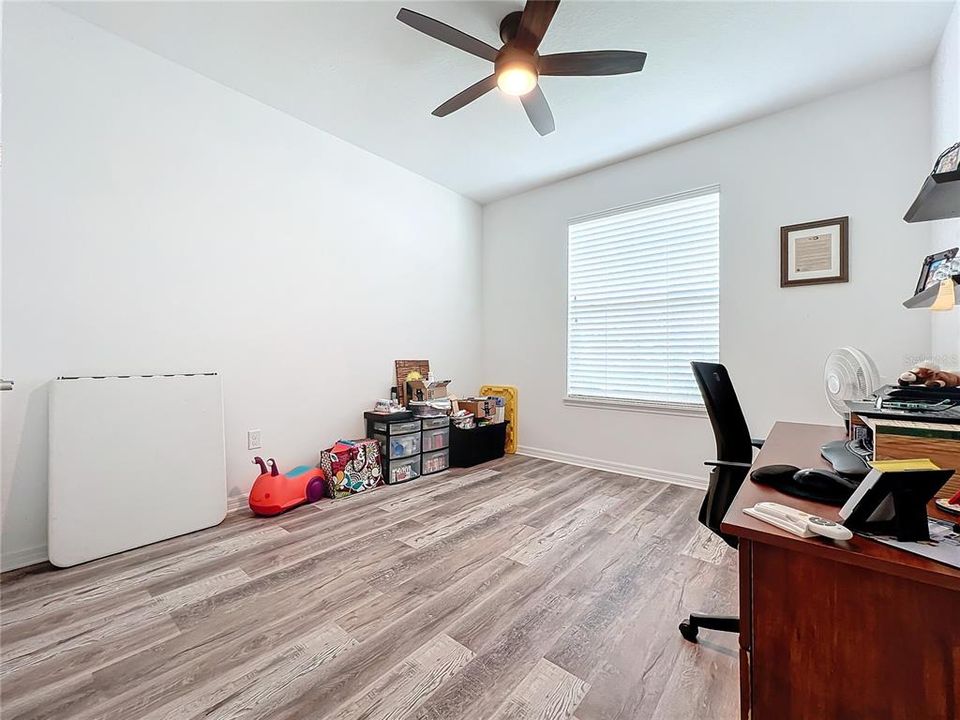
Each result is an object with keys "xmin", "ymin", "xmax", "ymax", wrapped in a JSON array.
[
  {"xmin": 252, "ymin": 456, "xmax": 267, "ymax": 474},
  {"xmin": 268, "ymin": 458, "xmax": 278, "ymax": 477}
]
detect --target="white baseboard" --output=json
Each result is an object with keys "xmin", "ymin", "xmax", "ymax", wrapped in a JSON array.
[
  {"xmin": 1, "ymin": 544, "xmax": 49, "ymax": 573},
  {"xmin": 3, "ymin": 498, "xmax": 250, "ymax": 574},
  {"xmin": 0, "ymin": 460, "xmax": 700, "ymax": 574},
  {"xmin": 517, "ymin": 445, "xmax": 707, "ymax": 490}
]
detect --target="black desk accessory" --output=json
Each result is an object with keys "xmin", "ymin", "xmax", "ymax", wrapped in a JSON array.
[
  {"xmin": 887, "ymin": 384, "xmax": 960, "ymax": 401},
  {"xmin": 750, "ymin": 464, "xmax": 859, "ymax": 506},
  {"xmin": 846, "ymin": 385, "xmax": 960, "ymax": 424},
  {"xmin": 820, "ymin": 439, "xmax": 871, "ymax": 478},
  {"xmin": 841, "ymin": 468, "xmax": 954, "ymax": 542}
]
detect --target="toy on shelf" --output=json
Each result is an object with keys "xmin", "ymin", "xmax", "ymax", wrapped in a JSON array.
[
  {"xmin": 898, "ymin": 362, "xmax": 960, "ymax": 388},
  {"xmin": 248, "ymin": 456, "xmax": 326, "ymax": 516}
]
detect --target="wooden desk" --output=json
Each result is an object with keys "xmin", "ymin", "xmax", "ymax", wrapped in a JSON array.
[{"xmin": 722, "ymin": 421, "xmax": 960, "ymax": 720}]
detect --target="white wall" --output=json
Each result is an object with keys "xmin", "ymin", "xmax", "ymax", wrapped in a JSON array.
[
  {"xmin": 482, "ymin": 71, "xmax": 932, "ymax": 485},
  {"xmin": 1, "ymin": 3, "xmax": 483, "ymax": 569},
  {"xmin": 930, "ymin": 0, "xmax": 960, "ymax": 367}
]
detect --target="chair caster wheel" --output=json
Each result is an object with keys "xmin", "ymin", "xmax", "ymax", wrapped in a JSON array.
[{"xmin": 679, "ymin": 621, "xmax": 699, "ymax": 643}]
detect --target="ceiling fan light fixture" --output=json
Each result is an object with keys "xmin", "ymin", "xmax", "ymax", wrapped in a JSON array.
[
  {"xmin": 497, "ymin": 63, "xmax": 537, "ymax": 96},
  {"xmin": 397, "ymin": 1, "xmax": 647, "ymax": 135}
]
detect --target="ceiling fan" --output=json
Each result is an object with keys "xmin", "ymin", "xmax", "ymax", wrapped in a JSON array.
[{"xmin": 397, "ymin": 0, "xmax": 647, "ymax": 136}]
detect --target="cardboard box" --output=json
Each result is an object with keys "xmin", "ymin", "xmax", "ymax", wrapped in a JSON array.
[
  {"xmin": 458, "ymin": 397, "xmax": 497, "ymax": 421},
  {"xmin": 407, "ymin": 379, "xmax": 451, "ymax": 402}
]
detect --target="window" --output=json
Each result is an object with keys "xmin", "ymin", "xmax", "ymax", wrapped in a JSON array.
[{"xmin": 566, "ymin": 186, "xmax": 720, "ymax": 411}]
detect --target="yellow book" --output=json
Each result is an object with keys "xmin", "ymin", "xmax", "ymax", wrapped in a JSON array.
[{"xmin": 868, "ymin": 458, "xmax": 940, "ymax": 472}]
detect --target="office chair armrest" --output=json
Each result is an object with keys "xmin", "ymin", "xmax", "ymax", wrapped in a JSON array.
[
  {"xmin": 751, "ymin": 438, "xmax": 765, "ymax": 449},
  {"xmin": 704, "ymin": 460, "xmax": 753, "ymax": 469}
]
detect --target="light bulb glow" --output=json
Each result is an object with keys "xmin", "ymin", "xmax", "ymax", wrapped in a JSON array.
[{"xmin": 497, "ymin": 66, "xmax": 537, "ymax": 96}]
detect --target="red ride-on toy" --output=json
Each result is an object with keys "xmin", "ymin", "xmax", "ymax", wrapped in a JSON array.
[{"xmin": 248, "ymin": 457, "xmax": 326, "ymax": 516}]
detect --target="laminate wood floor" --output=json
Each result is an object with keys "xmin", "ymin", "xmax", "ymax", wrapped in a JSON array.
[{"xmin": 0, "ymin": 456, "xmax": 739, "ymax": 720}]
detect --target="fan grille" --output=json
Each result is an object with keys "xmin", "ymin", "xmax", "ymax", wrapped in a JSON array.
[{"xmin": 824, "ymin": 347, "xmax": 880, "ymax": 417}]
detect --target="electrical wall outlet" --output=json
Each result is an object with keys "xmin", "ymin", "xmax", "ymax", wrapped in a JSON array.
[{"xmin": 247, "ymin": 429, "xmax": 262, "ymax": 450}]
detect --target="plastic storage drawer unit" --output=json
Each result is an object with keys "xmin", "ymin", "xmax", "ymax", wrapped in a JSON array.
[
  {"xmin": 373, "ymin": 419, "xmax": 421, "ymax": 435},
  {"xmin": 387, "ymin": 455, "xmax": 421, "ymax": 484},
  {"xmin": 421, "ymin": 427, "xmax": 450, "ymax": 452},
  {"xmin": 375, "ymin": 431, "xmax": 420, "ymax": 460},
  {"xmin": 422, "ymin": 449, "xmax": 450, "ymax": 475},
  {"xmin": 421, "ymin": 416, "xmax": 451, "ymax": 430}
]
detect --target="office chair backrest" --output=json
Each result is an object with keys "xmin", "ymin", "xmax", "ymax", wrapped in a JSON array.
[
  {"xmin": 691, "ymin": 362, "xmax": 753, "ymax": 465},
  {"xmin": 691, "ymin": 361, "xmax": 754, "ymax": 549}
]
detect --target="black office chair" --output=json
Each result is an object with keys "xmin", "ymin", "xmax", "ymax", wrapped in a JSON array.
[{"xmin": 678, "ymin": 361, "xmax": 763, "ymax": 643}]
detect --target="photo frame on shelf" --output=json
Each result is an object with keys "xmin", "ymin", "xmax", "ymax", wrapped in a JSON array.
[
  {"xmin": 933, "ymin": 142, "xmax": 959, "ymax": 175},
  {"xmin": 915, "ymin": 248, "xmax": 958, "ymax": 296},
  {"xmin": 780, "ymin": 216, "xmax": 849, "ymax": 288}
]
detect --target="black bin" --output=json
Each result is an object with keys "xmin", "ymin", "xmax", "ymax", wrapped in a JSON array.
[{"xmin": 449, "ymin": 422, "xmax": 508, "ymax": 468}]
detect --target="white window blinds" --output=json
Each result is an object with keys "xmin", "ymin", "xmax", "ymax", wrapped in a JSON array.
[{"xmin": 567, "ymin": 187, "xmax": 720, "ymax": 408}]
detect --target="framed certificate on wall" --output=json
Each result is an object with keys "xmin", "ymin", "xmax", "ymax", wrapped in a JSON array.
[{"xmin": 780, "ymin": 216, "xmax": 849, "ymax": 287}]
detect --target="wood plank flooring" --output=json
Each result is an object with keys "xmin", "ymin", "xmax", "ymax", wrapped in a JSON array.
[{"xmin": 0, "ymin": 456, "xmax": 739, "ymax": 719}]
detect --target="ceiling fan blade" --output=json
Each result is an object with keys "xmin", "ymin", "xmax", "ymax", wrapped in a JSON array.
[
  {"xmin": 433, "ymin": 75, "xmax": 498, "ymax": 117},
  {"xmin": 514, "ymin": 0, "xmax": 560, "ymax": 52},
  {"xmin": 520, "ymin": 85, "xmax": 555, "ymax": 136},
  {"xmin": 397, "ymin": 8, "xmax": 499, "ymax": 63},
  {"xmin": 539, "ymin": 50, "xmax": 647, "ymax": 76}
]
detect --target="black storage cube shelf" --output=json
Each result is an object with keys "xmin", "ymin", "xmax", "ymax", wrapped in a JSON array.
[{"xmin": 449, "ymin": 422, "xmax": 508, "ymax": 468}]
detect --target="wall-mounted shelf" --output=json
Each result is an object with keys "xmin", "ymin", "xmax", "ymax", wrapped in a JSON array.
[
  {"xmin": 903, "ymin": 276, "xmax": 960, "ymax": 309},
  {"xmin": 904, "ymin": 141, "xmax": 960, "ymax": 223},
  {"xmin": 904, "ymin": 168, "xmax": 960, "ymax": 223}
]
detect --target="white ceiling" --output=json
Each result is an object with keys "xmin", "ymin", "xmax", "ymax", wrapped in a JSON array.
[{"xmin": 60, "ymin": 1, "xmax": 953, "ymax": 203}]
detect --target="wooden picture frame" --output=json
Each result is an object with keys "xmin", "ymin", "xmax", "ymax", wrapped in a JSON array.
[
  {"xmin": 394, "ymin": 360, "xmax": 429, "ymax": 407},
  {"xmin": 780, "ymin": 216, "xmax": 849, "ymax": 288}
]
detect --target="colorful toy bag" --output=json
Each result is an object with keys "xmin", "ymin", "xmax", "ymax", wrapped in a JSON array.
[{"xmin": 319, "ymin": 439, "xmax": 383, "ymax": 498}]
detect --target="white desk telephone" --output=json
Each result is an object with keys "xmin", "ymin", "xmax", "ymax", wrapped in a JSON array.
[{"xmin": 744, "ymin": 502, "xmax": 853, "ymax": 541}]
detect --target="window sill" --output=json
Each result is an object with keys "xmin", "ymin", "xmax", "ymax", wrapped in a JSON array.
[{"xmin": 563, "ymin": 396, "xmax": 708, "ymax": 418}]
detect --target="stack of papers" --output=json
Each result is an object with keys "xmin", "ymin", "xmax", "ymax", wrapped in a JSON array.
[{"xmin": 864, "ymin": 518, "xmax": 960, "ymax": 570}]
